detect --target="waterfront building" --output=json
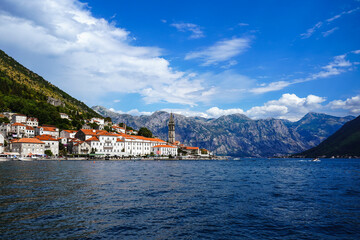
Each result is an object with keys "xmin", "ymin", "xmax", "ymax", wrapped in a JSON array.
[
  {"xmin": 10, "ymin": 138, "xmax": 45, "ymax": 157},
  {"xmin": 182, "ymin": 146, "xmax": 200, "ymax": 155},
  {"xmin": 35, "ymin": 135, "xmax": 60, "ymax": 156},
  {"xmin": 0, "ymin": 134, "xmax": 4, "ymax": 153},
  {"xmin": 168, "ymin": 113, "xmax": 175, "ymax": 144},
  {"xmin": 26, "ymin": 117, "xmax": 39, "ymax": 127},
  {"xmin": 153, "ymin": 144, "xmax": 177, "ymax": 156},
  {"xmin": 72, "ymin": 141, "xmax": 91, "ymax": 155},
  {"xmin": 85, "ymin": 132, "xmax": 124, "ymax": 156}
]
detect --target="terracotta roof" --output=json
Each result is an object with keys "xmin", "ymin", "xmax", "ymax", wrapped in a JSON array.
[
  {"xmin": 27, "ymin": 117, "xmax": 38, "ymax": 121},
  {"xmin": 153, "ymin": 145, "xmax": 177, "ymax": 148},
  {"xmin": 80, "ymin": 129, "xmax": 107, "ymax": 136},
  {"xmin": 184, "ymin": 146, "xmax": 199, "ymax": 150},
  {"xmin": 41, "ymin": 126, "xmax": 58, "ymax": 132},
  {"xmin": 117, "ymin": 138, "xmax": 124, "ymax": 142},
  {"xmin": 12, "ymin": 123, "xmax": 26, "ymax": 127},
  {"xmin": 35, "ymin": 135, "xmax": 59, "ymax": 141},
  {"xmin": 12, "ymin": 138, "xmax": 45, "ymax": 144},
  {"xmin": 63, "ymin": 130, "xmax": 77, "ymax": 133},
  {"xmin": 85, "ymin": 136, "xmax": 99, "ymax": 142},
  {"xmin": 26, "ymin": 126, "xmax": 34, "ymax": 130}
]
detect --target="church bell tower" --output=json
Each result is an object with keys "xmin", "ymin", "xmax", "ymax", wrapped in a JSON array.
[{"xmin": 168, "ymin": 113, "xmax": 175, "ymax": 144}]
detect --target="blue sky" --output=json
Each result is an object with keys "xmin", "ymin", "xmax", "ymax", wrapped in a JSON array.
[{"xmin": 0, "ymin": 0, "xmax": 359, "ymax": 120}]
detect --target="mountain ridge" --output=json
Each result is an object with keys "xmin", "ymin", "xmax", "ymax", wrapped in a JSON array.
[{"xmin": 92, "ymin": 105, "xmax": 355, "ymax": 157}]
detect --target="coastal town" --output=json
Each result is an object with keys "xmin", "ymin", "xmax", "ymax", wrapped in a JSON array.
[{"xmin": 0, "ymin": 112, "xmax": 211, "ymax": 160}]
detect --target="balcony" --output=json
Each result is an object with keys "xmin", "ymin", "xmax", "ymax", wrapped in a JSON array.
[{"xmin": 105, "ymin": 140, "xmax": 112, "ymax": 143}]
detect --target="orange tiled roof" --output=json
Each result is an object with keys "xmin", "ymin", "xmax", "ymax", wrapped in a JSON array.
[
  {"xmin": 63, "ymin": 130, "xmax": 77, "ymax": 133},
  {"xmin": 12, "ymin": 123, "xmax": 26, "ymax": 127},
  {"xmin": 41, "ymin": 126, "xmax": 58, "ymax": 132},
  {"xmin": 85, "ymin": 136, "xmax": 99, "ymax": 142},
  {"xmin": 26, "ymin": 126, "xmax": 34, "ymax": 130},
  {"xmin": 35, "ymin": 135, "xmax": 59, "ymax": 141},
  {"xmin": 12, "ymin": 138, "xmax": 45, "ymax": 144},
  {"xmin": 27, "ymin": 117, "xmax": 38, "ymax": 121},
  {"xmin": 153, "ymin": 145, "xmax": 177, "ymax": 148},
  {"xmin": 184, "ymin": 146, "xmax": 199, "ymax": 150},
  {"xmin": 80, "ymin": 129, "xmax": 107, "ymax": 136}
]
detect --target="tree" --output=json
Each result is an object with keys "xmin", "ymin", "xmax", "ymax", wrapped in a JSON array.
[
  {"xmin": 138, "ymin": 127, "xmax": 153, "ymax": 138},
  {"xmin": 45, "ymin": 150, "xmax": 53, "ymax": 156},
  {"xmin": 104, "ymin": 117, "xmax": 112, "ymax": 123}
]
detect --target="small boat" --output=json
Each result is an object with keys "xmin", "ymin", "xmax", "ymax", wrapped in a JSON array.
[
  {"xmin": 312, "ymin": 158, "xmax": 321, "ymax": 162},
  {"xmin": 19, "ymin": 155, "xmax": 39, "ymax": 161}
]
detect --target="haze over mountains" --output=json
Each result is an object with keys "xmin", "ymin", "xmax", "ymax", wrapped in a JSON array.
[{"xmin": 93, "ymin": 106, "xmax": 354, "ymax": 157}]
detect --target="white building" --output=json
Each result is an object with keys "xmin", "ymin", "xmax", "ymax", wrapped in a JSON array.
[
  {"xmin": 26, "ymin": 117, "xmax": 39, "ymax": 127},
  {"xmin": 36, "ymin": 126, "xmax": 59, "ymax": 138},
  {"xmin": 0, "ymin": 134, "xmax": 4, "ymax": 153},
  {"xmin": 152, "ymin": 145, "xmax": 178, "ymax": 156},
  {"xmin": 25, "ymin": 126, "xmax": 35, "ymax": 138},
  {"xmin": 0, "ymin": 123, "xmax": 11, "ymax": 137},
  {"xmin": 11, "ymin": 114, "xmax": 27, "ymax": 124},
  {"xmin": 10, "ymin": 138, "xmax": 45, "ymax": 157},
  {"xmin": 12, "ymin": 123, "xmax": 26, "ymax": 138},
  {"xmin": 72, "ymin": 141, "xmax": 91, "ymax": 155},
  {"xmin": 90, "ymin": 118, "xmax": 105, "ymax": 125},
  {"xmin": 60, "ymin": 113, "xmax": 70, "ymax": 119},
  {"xmin": 35, "ymin": 135, "xmax": 59, "ymax": 156},
  {"xmin": 85, "ymin": 132, "xmax": 124, "ymax": 156},
  {"xmin": 60, "ymin": 130, "xmax": 77, "ymax": 139}
]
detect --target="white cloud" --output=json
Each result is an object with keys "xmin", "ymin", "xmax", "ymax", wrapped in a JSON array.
[
  {"xmin": 250, "ymin": 81, "xmax": 292, "ymax": 94},
  {"xmin": 245, "ymin": 94, "xmax": 326, "ymax": 121},
  {"xmin": 322, "ymin": 27, "xmax": 339, "ymax": 37},
  {"xmin": 326, "ymin": 7, "xmax": 360, "ymax": 22},
  {"xmin": 328, "ymin": 95, "xmax": 360, "ymax": 114},
  {"xmin": 170, "ymin": 22, "xmax": 204, "ymax": 39},
  {"xmin": 301, "ymin": 7, "xmax": 359, "ymax": 39},
  {"xmin": 0, "ymin": 0, "xmax": 214, "ymax": 106},
  {"xmin": 250, "ymin": 52, "xmax": 357, "ymax": 94},
  {"xmin": 206, "ymin": 107, "xmax": 244, "ymax": 118},
  {"xmin": 301, "ymin": 21, "xmax": 323, "ymax": 39},
  {"xmin": 109, "ymin": 108, "xmax": 153, "ymax": 116},
  {"xmin": 185, "ymin": 37, "xmax": 251, "ymax": 66}
]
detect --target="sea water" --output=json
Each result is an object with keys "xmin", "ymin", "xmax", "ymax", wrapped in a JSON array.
[{"xmin": 0, "ymin": 159, "xmax": 359, "ymax": 239}]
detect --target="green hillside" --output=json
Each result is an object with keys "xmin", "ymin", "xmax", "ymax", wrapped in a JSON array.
[
  {"xmin": 297, "ymin": 115, "xmax": 360, "ymax": 157},
  {"xmin": 0, "ymin": 49, "xmax": 100, "ymax": 129}
]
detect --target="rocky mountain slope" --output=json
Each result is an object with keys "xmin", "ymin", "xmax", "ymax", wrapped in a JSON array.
[
  {"xmin": 92, "ymin": 106, "xmax": 354, "ymax": 157},
  {"xmin": 0, "ymin": 49, "xmax": 100, "ymax": 128},
  {"xmin": 297, "ymin": 115, "xmax": 360, "ymax": 157}
]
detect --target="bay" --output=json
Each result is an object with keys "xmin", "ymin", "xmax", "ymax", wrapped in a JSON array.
[{"xmin": 1, "ymin": 159, "xmax": 360, "ymax": 239}]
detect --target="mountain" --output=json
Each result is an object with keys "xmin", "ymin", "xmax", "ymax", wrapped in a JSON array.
[
  {"xmin": 297, "ymin": 115, "xmax": 360, "ymax": 157},
  {"xmin": 0, "ymin": 49, "xmax": 100, "ymax": 129},
  {"xmin": 92, "ymin": 106, "xmax": 355, "ymax": 157}
]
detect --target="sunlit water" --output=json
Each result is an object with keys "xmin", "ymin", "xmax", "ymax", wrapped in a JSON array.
[{"xmin": 1, "ymin": 159, "xmax": 360, "ymax": 239}]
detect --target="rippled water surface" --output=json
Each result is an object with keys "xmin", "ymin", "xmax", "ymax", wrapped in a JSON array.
[{"xmin": 1, "ymin": 159, "xmax": 360, "ymax": 239}]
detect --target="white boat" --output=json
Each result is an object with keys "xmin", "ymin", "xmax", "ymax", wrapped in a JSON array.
[
  {"xmin": 312, "ymin": 158, "xmax": 321, "ymax": 162},
  {"xmin": 19, "ymin": 155, "xmax": 39, "ymax": 161}
]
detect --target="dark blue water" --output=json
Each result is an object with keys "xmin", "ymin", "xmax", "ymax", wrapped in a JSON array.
[{"xmin": 0, "ymin": 159, "xmax": 360, "ymax": 239}]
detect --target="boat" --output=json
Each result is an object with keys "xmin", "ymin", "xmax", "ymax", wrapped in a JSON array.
[
  {"xmin": 312, "ymin": 158, "xmax": 321, "ymax": 162},
  {"xmin": 19, "ymin": 155, "xmax": 40, "ymax": 161},
  {"xmin": 0, "ymin": 154, "xmax": 10, "ymax": 161}
]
